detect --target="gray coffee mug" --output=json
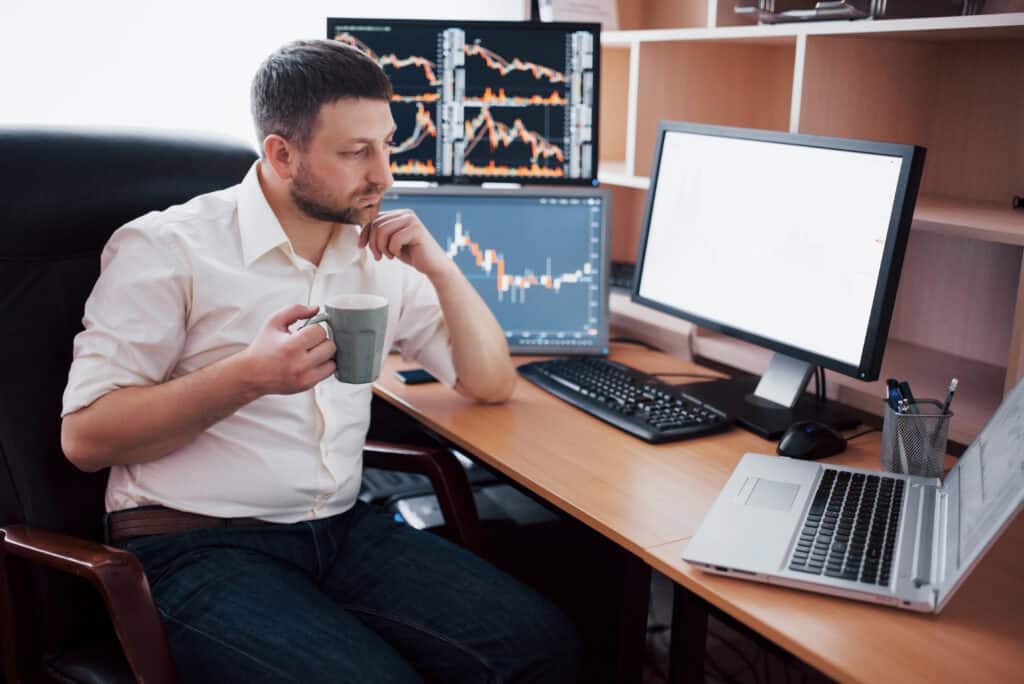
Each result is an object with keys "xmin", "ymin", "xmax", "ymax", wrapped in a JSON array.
[{"xmin": 300, "ymin": 294, "xmax": 389, "ymax": 384}]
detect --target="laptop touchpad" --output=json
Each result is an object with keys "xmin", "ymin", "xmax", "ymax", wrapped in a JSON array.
[{"xmin": 746, "ymin": 478, "xmax": 800, "ymax": 511}]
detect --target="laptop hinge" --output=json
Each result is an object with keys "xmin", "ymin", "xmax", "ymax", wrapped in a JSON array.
[{"xmin": 912, "ymin": 485, "xmax": 940, "ymax": 589}]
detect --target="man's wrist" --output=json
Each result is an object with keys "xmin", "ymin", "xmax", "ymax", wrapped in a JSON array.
[
  {"xmin": 226, "ymin": 349, "xmax": 266, "ymax": 404},
  {"xmin": 425, "ymin": 260, "xmax": 461, "ymax": 291}
]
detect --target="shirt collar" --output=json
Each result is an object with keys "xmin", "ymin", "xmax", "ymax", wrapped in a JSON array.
[{"xmin": 236, "ymin": 161, "xmax": 365, "ymax": 271}]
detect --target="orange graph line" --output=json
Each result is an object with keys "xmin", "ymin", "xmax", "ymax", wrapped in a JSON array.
[
  {"xmin": 391, "ymin": 103, "xmax": 437, "ymax": 155},
  {"xmin": 392, "ymin": 93, "xmax": 441, "ymax": 103},
  {"xmin": 462, "ymin": 160, "xmax": 564, "ymax": 178},
  {"xmin": 335, "ymin": 32, "xmax": 441, "ymax": 85},
  {"xmin": 464, "ymin": 42, "xmax": 567, "ymax": 84},
  {"xmin": 391, "ymin": 159, "xmax": 437, "ymax": 175},
  {"xmin": 464, "ymin": 107, "xmax": 565, "ymax": 165},
  {"xmin": 447, "ymin": 213, "xmax": 584, "ymax": 295},
  {"xmin": 464, "ymin": 87, "xmax": 567, "ymax": 106}
]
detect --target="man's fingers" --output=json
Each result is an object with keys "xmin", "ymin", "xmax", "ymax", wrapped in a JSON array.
[
  {"xmin": 269, "ymin": 304, "xmax": 319, "ymax": 331},
  {"xmin": 369, "ymin": 221, "xmax": 407, "ymax": 260},
  {"xmin": 386, "ymin": 224, "xmax": 416, "ymax": 259},
  {"xmin": 289, "ymin": 322, "xmax": 328, "ymax": 350},
  {"xmin": 306, "ymin": 338, "xmax": 337, "ymax": 365},
  {"xmin": 303, "ymin": 360, "xmax": 337, "ymax": 388}
]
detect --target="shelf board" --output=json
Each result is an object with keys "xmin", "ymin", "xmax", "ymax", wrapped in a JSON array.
[
  {"xmin": 598, "ymin": 161, "xmax": 649, "ymax": 189},
  {"xmin": 591, "ymin": 172, "xmax": 1024, "ymax": 246},
  {"xmin": 603, "ymin": 12, "xmax": 1024, "ymax": 46},
  {"xmin": 692, "ymin": 331, "xmax": 1005, "ymax": 445},
  {"xmin": 913, "ymin": 196, "xmax": 1024, "ymax": 246}
]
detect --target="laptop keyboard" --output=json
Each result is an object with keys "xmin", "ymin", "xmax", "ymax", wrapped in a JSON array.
[{"xmin": 788, "ymin": 469, "xmax": 905, "ymax": 586}]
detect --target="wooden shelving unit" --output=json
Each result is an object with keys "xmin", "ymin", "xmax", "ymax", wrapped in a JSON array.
[{"xmin": 598, "ymin": 3, "xmax": 1024, "ymax": 444}]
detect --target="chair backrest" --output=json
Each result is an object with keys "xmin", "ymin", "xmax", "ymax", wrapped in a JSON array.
[{"xmin": 0, "ymin": 128, "xmax": 257, "ymax": 653}]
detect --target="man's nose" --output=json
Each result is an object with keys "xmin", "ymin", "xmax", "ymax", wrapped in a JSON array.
[{"xmin": 368, "ymin": 149, "xmax": 393, "ymax": 190}]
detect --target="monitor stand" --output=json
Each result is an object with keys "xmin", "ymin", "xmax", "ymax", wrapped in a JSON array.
[{"xmin": 678, "ymin": 353, "xmax": 860, "ymax": 440}]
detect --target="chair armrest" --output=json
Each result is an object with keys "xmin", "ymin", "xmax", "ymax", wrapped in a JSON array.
[
  {"xmin": 363, "ymin": 441, "xmax": 483, "ymax": 555},
  {"xmin": 0, "ymin": 524, "xmax": 177, "ymax": 684}
]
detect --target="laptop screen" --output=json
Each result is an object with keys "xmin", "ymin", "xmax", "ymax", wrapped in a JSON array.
[{"xmin": 952, "ymin": 376, "xmax": 1024, "ymax": 571}]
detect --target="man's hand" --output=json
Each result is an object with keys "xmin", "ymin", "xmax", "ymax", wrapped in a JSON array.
[
  {"xmin": 360, "ymin": 210, "xmax": 455, "ymax": 282},
  {"xmin": 241, "ymin": 304, "xmax": 337, "ymax": 396}
]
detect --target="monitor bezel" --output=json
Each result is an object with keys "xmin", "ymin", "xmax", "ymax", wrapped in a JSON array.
[
  {"xmin": 381, "ymin": 184, "xmax": 611, "ymax": 355},
  {"xmin": 631, "ymin": 120, "xmax": 925, "ymax": 381},
  {"xmin": 326, "ymin": 17, "xmax": 601, "ymax": 187}
]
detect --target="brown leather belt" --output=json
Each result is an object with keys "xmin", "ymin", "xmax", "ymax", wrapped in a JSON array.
[{"xmin": 107, "ymin": 506, "xmax": 272, "ymax": 542}]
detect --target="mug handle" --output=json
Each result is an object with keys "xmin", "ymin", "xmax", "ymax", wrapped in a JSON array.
[{"xmin": 298, "ymin": 312, "xmax": 333, "ymax": 340}]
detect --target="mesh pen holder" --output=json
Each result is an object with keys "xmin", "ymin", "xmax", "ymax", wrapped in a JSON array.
[{"xmin": 880, "ymin": 400, "xmax": 951, "ymax": 479}]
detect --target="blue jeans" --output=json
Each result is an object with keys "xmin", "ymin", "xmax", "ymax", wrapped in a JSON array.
[{"xmin": 116, "ymin": 502, "xmax": 579, "ymax": 682}]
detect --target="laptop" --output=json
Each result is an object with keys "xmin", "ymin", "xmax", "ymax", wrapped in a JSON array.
[{"xmin": 683, "ymin": 376, "xmax": 1024, "ymax": 612}]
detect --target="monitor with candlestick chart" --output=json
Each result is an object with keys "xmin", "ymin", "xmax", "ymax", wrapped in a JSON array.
[
  {"xmin": 327, "ymin": 18, "xmax": 600, "ymax": 185},
  {"xmin": 380, "ymin": 186, "xmax": 610, "ymax": 353}
]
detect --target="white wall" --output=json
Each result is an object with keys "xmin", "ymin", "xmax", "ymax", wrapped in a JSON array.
[{"xmin": 0, "ymin": 0, "xmax": 527, "ymax": 147}]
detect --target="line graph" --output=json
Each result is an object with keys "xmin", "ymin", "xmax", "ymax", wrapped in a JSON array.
[
  {"xmin": 334, "ymin": 32, "xmax": 441, "ymax": 85},
  {"xmin": 465, "ymin": 41, "xmax": 567, "ymax": 84},
  {"xmin": 464, "ymin": 87, "xmax": 567, "ymax": 107},
  {"xmin": 390, "ymin": 103, "xmax": 436, "ymax": 155},
  {"xmin": 464, "ymin": 107, "xmax": 564, "ymax": 163},
  {"xmin": 329, "ymin": 20, "xmax": 596, "ymax": 182}
]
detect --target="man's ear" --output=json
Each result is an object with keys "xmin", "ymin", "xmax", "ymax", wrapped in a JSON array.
[{"xmin": 262, "ymin": 135, "xmax": 297, "ymax": 181}]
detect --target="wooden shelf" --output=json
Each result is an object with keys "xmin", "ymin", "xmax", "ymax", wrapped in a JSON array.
[
  {"xmin": 598, "ymin": 162, "xmax": 649, "ymax": 189},
  {"xmin": 603, "ymin": 11, "xmax": 1024, "ymax": 45},
  {"xmin": 590, "ymin": 176, "xmax": 1024, "ymax": 247},
  {"xmin": 598, "ymin": 7, "xmax": 1024, "ymax": 440},
  {"xmin": 692, "ymin": 330, "xmax": 1005, "ymax": 445},
  {"xmin": 913, "ymin": 196, "xmax": 1024, "ymax": 246}
]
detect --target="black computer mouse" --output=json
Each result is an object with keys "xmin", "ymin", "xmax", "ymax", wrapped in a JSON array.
[{"xmin": 777, "ymin": 421, "xmax": 847, "ymax": 460}]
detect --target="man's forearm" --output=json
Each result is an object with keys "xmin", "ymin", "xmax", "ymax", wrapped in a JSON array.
[
  {"xmin": 61, "ymin": 352, "xmax": 261, "ymax": 472},
  {"xmin": 430, "ymin": 264, "xmax": 516, "ymax": 403}
]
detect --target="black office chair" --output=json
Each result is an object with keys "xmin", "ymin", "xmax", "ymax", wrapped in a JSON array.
[{"xmin": 0, "ymin": 129, "xmax": 481, "ymax": 683}]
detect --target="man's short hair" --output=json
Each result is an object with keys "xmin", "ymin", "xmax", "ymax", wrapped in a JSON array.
[{"xmin": 251, "ymin": 39, "xmax": 393, "ymax": 151}]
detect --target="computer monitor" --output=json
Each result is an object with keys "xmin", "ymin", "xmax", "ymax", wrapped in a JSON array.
[
  {"xmin": 327, "ymin": 18, "xmax": 599, "ymax": 185},
  {"xmin": 381, "ymin": 186, "xmax": 610, "ymax": 354},
  {"xmin": 632, "ymin": 121, "xmax": 926, "ymax": 438}
]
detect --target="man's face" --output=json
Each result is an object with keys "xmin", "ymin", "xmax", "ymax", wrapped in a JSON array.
[{"xmin": 289, "ymin": 98, "xmax": 396, "ymax": 226}]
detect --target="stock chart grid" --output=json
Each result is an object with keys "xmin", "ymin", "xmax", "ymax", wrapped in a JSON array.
[
  {"xmin": 380, "ymin": 191, "xmax": 607, "ymax": 352},
  {"xmin": 330, "ymin": 19, "xmax": 597, "ymax": 183}
]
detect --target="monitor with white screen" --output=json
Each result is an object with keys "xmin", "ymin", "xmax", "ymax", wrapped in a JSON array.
[
  {"xmin": 632, "ymin": 121, "xmax": 925, "ymax": 438},
  {"xmin": 381, "ymin": 186, "xmax": 609, "ymax": 355}
]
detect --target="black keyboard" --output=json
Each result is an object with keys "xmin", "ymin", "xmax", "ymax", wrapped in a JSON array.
[
  {"xmin": 517, "ymin": 357, "xmax": 732, "ymax": 443},
  {"xmin": 788, "ymin": 468, "xmax": 905, "ymax": 586}
]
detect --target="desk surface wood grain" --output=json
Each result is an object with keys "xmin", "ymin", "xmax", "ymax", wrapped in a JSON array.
[{"xmin": 374, "ymin": 345, "xmax": 1023, "ymax": 683}]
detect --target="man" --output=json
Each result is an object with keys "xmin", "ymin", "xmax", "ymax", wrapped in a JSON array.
[{"xmin": 61, "ymin": 39, "xmax": 579, "ymax": 682}]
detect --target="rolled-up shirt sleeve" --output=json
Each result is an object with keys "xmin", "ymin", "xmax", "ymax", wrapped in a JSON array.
[
  {"xmin": 62, "ymin": 222, "xmax": 190, "ymax": 416},
  {"xmin": 391, "ymin": 268, "xmax": 458, "ymax": 388}
]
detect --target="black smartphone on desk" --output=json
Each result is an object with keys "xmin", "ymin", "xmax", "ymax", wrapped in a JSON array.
[{"xmin": 394, "ymin": 368, "xmax": 437, "ymax": 385}]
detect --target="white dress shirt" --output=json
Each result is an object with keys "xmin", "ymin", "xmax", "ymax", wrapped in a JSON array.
[{"xmin": 62, "ymin": 162, "xmax": 457, "ymax": 523}]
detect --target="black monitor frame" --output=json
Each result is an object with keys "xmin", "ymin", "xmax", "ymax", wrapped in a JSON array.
[
  {"xmin": 381, "ymin": 185, "xmax": 611, "ymax": 355},
  {"xmin": 632, "ymin": 121, "xmax": 926, "ymax": 438},
  {"xmin": 327, "ymin": 17, "xmax": 601, "ymax": 187}
]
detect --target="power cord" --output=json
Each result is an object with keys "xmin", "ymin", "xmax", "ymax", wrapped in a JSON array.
[
  {"xmin": 845, "ymin": 426, "xmax": 879, "ymax": 441},
  {"xmin": 654, "ymin": 371, "xmax": 723, "ymax": 381},
  {"xmin": 610, "ymin": 336, "xmax": 663, "ymax": 352}
]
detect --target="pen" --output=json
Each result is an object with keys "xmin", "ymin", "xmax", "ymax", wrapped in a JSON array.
[
  {"xmin": 940, "ymin": 378, "xmax": 958, "ymax": 415},
  {"xmin": 886, "ymin": 378, "xmax": 901, "ymax": 412},
  {"xmin": 898, "ymin": 381, "xmax": 916, "ymax": 406}
]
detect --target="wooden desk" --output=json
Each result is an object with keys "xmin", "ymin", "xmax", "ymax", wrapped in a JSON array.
[{"xmin": 374, "ymin": 346, "xmax": 1024, "ymax": 683}]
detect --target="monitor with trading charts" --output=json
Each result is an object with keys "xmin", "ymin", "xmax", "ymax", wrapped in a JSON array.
[
  {"xmin": 328, "ymin": 18, "xmax": 599, "ymax": 185},
  {"xmin": 380, "ymin": 186, "xmax": 609, "ymax": 354}
]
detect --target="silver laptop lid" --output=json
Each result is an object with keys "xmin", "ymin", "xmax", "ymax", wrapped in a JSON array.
[{"xmin": 937, "ymin": 375, "xmax": 1024, "ymax": 607}]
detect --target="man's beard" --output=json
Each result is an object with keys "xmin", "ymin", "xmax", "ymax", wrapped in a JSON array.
[{"xmin": 290, "ymin": 162, "xmax": 382, "ymax": 225}]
